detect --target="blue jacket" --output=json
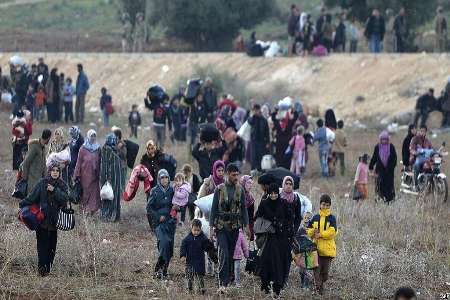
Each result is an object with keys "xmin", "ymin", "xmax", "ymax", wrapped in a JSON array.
[
  {"xmin": 180, "ymin": 231, "xmax": 214, "ymax": 275},
  {"xmin": 76, "ymin": 71, "xmax": 90, "ymax": 96},
  {"xmin": 146, "ymin": 184, "xmax": 174, "ymax": 226},
  {"xmin": 313, "ymin": 127, "xmax": 329, "ymax": 152}
]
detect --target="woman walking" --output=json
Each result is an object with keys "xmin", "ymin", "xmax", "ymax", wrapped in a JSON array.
[
  {"xmin": 45, "ymin": 68, "xmax": 60, "ymax": 123},
  {"xmin": 46, "ymin": 127, "xmax": 70, "ymax": 184},
  {"xmin": 68, "ymin": 126, "xmax": 84, "ymax": 181},
  {"xmin": 74, "ymin": 129, "xmax": 101, "ymax": 215},
  {"xmin": 147, "ymin": 169, "xmax": 176, "ymax": 279},
  {"xmin": 19, "ymin": 162, "xmax": 69, "ymax": 276},
  {"xmin": 369, "ymin": 131, "xmax": 397, "ymax": 202},
  {"xmin": 100, "ymin": 133, "xmax": 125, "ymax": 222},
  {"xmin": 240, "ymin": 175, "xmax": 255, "ymax": 241},
  {"xmin": 198, "ymin": 160, "xmax": 225, "ymax": 199},
  {"xmin": 140, "ymin": 140, "xmax": 164, "ymax": 188},
  {"xmin": 255, "ymin": 183, "xmax": 290, "ymax": 296}
]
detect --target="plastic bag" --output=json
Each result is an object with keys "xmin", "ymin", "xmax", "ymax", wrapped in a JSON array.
[
  {"xmin": 100, "ymin": 181, "xmax": 114, "ymax": 201},
  {"xmin": 237, "ymin": 121, "xmax": 251, "ymax": 142},
  {"xmin": 194, "ymin": 194, "xmax": 214, "ymax": 217}
]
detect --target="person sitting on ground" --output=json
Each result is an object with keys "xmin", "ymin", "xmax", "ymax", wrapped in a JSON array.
[
  {"xmin": 307, "ymin": 194, "xmax": 338, "ymax": 295},
  {"xmin": 180, "ymin": 219, "xmax": 215, "ymax": 294}
]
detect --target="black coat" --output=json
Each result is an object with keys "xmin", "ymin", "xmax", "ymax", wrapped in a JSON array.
[
  {"xmin": 192, "ymin": 142, "xmax": 226, "ymax": 179},
  {"xmin": 180, "ymin": 232, "xmax": 214, "ymax": 275},
  {"xmin": 140, "ymin": 151, "xmax": 164, "ymax": 188},
  {"xmin": 272, "ymin": 113, "xmax": 297, "ymax": 169},
  {"xmin": 416, "ymin": 94, "xmax": 436, "ymax": 112},
  {"xmin": 365, "ymin": 16, "xmax": 386, "ymax": 40},
  {"xmin": 402, "ymin": 133, "xmax": 414, "ymax": 168},
  {"xmin": 248, "ymin": 115, "xmax": 270, "ymax": 145},
  {"xmin": 369, "ymin": 144, "xmax": 397, "ymax": 201},
  {"xmin": 69, "ymin": 135, "xmax": 84, "ymax": 180},
  {"xmin": 255, "ymin": 198, "xmax": 290, "ymax": 287}
]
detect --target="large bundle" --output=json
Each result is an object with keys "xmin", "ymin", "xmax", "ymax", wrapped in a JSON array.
[
  {"xmin": 145, "ymin": 85, "xmax": 168, "ymax": 110},
  {"xmin": 200, "ymin": 124, "xmax": 220, "ymax": 143},
  {"xmin": 185, "ymin": 78, "xmax": 203, "ymax": 105},
  {"xmin": 258, "ymin": 167, "xmax": 301, "ymax": 189},
  {"xmin": 194, "ymin": 193, "xmax": 214, "ymax": 218}
]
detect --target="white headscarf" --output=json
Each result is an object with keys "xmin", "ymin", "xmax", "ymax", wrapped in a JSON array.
[
  {"xmin": 83, "ymin": 129, "xmax": 100, "ymax": 153},
  {"xmin": 299, "ymin": 12, "xmax": 307, "ymax": 31}
]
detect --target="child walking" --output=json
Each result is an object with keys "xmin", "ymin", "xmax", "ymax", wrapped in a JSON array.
[
  {"xmin": 354, "ymin": 154, "xmax": 369, "ymax": 200},
  {"xmin": 307, "ymin": 194, "xmax": 338, "ymax": 295},
  {"xmin": 34, "ymin": 85, "xmax": 46, "ymax": 122},
  {"xmin": 334, "ymin": 120, "xmax": 347, "ymax": 176},
  {"xmin": 180, "ymin": 219, "xmax": 215, "ymax": 294},
  {"xmin": 233, "ymin": 228, "xmax": 249, "ymax": 287},
  {"xmin": 63, "ymin": 78, "xmax": 75, "ymax": 123},
  {"xmin": 171, "ymin": 173, "xmax": 191, "ymax": 226},
  {"xmin": 128, "ymin": 104, "xmax": 141, "ymax": 138},
  {"xmin": 289, "ymin": 126, "xmax": 306, "ymax": 175},
  {"xmin": 295, "ymin": 212, "xmax": 313, "ymax": 289}
]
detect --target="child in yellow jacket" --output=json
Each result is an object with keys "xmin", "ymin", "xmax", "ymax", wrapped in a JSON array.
[{"xmin": 307, "ymin": 194, "xmax": 337, "ymax": 295}]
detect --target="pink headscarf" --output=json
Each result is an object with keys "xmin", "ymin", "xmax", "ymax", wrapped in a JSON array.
[
  {"xmin": 212, "ymin": 160, "xmax": 225, "ymax": 185},
  {"xmin": 378, "ymin": 130, "xmax": 391, "ymax": 168},
  {"xmin": 280, "ymin": 176, "xmax": 295, "ymax": 203},
  {"xmin": 240, "ymin": 175, "xmax": 255, "ymax": 208}
]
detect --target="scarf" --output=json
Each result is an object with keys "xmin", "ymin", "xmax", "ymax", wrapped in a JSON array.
[
  {"xmin": 48, "ymin": 127, "xmax": 67, "ymax": 156},
  {"xmin": 378, "ymin": 130, "xmax": 391, "ymax": 168},
  {"xmin": 105, "ymin": 133, "xmax": 117, "ymax": 149},
  {"xmin": 45, "ymin": 161, "xmax": 65, "ymax": 190},
  {"xmin": 69, "ymin": 126, "xmax": 80, "ymax": 145},
  {"xmin": 83, "ymin": 129, "xmax": 100, "ymax": 153},
  {"xmin": 212, "ymin": 160, "xmax": 225, "ymax": 186},
  {"xmin": 240, "ymin": 175, "xmax": 254, "ymax": 208},
  {"xmin": 280, "ymin": 176, "xmax": 295, "ymax": 203}
]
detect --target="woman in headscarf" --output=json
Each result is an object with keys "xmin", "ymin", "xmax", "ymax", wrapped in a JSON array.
[
  {"xmin": 112, "ymin": 127, "xmax": 128, "ymax": 193},
  {"xmin": 45, "ymin": 68, "xmax": 60, "ymax": 123},
  {"xmin": 240, "ymin": 175, "xmax": 255, "ymax": 241},
  {"xmin": 369, "ymin": 130, "xmax": 397, "ymax": 202},
  {"xmin": 401, "ymin": 124, "xmax": 416, "ymax": 170},
  {"xmin": 198, "ymin": 160, "xmax": 225, "ymax": 200},
  {"xmin": 140, "ymin": 140, "xmax": 164, "ymax": 188},
  {"xmin": 255, "ymin": 183, "xmax": 290, "ymax": 296},
  {"xmin": 19, "ymin": 162, "xmax": 69, "ymax": 276},
  {"xmin": 280, "ymin": 176, "xmax": 301, "ymax": 280},
  {"xmin": 100, "ymin": 133, "xmax": 125, "ymax": 222},
  {"xmin": 68, "ymin": 126, "xmax": 84, "ymax": 182},
  {"xmin": 271, "ymin": 107, "xmax": 298, "ymax": 169},
  {"xmin": 46, "ymin": 127, "xmax": 70, "ymax": 184},
  {"xmin": 146, "ymin": 169, "xmax": 176, "ymax": 279},
  {"xmin": 74, "ymin": 129, "xmax": 101, "ymax": 215}
]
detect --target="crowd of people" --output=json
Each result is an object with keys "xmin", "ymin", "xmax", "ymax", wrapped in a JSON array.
[
  {"xmin": 8, "ymin": 58, "xmax": 425, "ymax": 298},
  {"xmin": 283, "ymin": 5, "xmax": 447, "ymax": 56}
]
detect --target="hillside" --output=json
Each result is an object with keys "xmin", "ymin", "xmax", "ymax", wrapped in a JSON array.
[{"xmin": 2, "ymin": 52, "xmax": 449, "ymax": 125}]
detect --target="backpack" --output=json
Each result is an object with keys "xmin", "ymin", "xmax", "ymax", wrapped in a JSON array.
[
  {"xmin": 160, "ymin": 153, "xmax": 177, "ymax": 180},
  {"xmin": 124, "ymin": 139, "xmax": 139, "ymax": 169}
]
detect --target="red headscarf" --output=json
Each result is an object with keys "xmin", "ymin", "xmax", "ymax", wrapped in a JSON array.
[{"xmin": 212, "ymin": 160, "xmax": 225, "ymax": 185}]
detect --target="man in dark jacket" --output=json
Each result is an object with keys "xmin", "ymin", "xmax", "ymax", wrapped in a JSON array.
[
  {"xmin": 247, "ymin": 104, "xmax": 270, "ymax": 171},
  {"xmin": 365, "ymin": 9, "xmax": 385, "ymax": 53},
  {"xmin": 75, "ymin": 64, "xmax": 90, "ymax": 123},
  {"xmin": 414, "ymin": 88, "xmax": 435, "ymax": 127},
  {"xmin": 287, "ymin": 5, "xmax": 300, "ymax": 56},
  {"xmin": 192, "ymin": 140, "xmax": 226, "ymax": 180},
  {"xmin": 202, "ymin": 78, "xmax": 218, "ymax": 123},
  {"xmin": 316, "ymin": 7, "xmax": 327, "ymax": 44},
  {"xmin": 37, "ymin": 57, "xmax": 49, "ymax": 86},
  {"xmin": 441, "ymin": 79, "xmax": 450, "ymax": 127},
  {"xmin": 145, "ymin": 99, "xmax": 172, "ymax": 149},
  {"xmin": 393, "ymin": 7, "xmax": 408, "ymax": 53},
  {"xmin": 189, "ymin": 94, "xmax": 208, "ymax": 148}
]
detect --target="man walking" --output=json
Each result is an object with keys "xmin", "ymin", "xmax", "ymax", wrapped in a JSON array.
[
  {"xmin": 393, "ymin": 7, "xmax": 408, "ymax": 53},
  {"xmin": 287, "ymin": 4, "xmax": 300, "ymax": 56},
  {"xmin": 435, "ymin": 7, "xmax": 448, "ymax": 53},
  {"xmin": 209, "ymin": 163, "xmax": 249, "ymax": 291},
  {"xmin": 247, "ymin": 104, "xmax": 270, "ymax": 172},
  {"xmin": 414, "ymin": 88, "xmax": 435, "ymax": 128},
  {"xmin": 21, "ymin": 129, "xmax": 52, "ymax": 195},
  {"xmin": 75, "ymin": 64, "xmax": 89, "ymax": 124},
  {"xmin": 365, "ymin": 9, "xmax": 386, "ymax": 53}
]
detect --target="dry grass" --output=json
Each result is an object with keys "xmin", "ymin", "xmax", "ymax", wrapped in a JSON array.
[{"xmin": 0, "ymin": 112, "xmax": 449, "ymax": 300}]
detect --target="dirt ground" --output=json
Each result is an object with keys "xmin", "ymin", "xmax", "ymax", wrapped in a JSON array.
[{"xmin": 0, "ymin": 106, "xmax": 449, "ymax": 299}]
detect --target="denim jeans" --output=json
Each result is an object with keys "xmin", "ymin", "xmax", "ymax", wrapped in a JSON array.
[
  {"xmin": 369, "ymin": 34, "xmax": 382, "ymax": 53},
  {"xmin": 414, "ymin": 156, "xmax": 427, "ymax": 184},
  {"xmin": 102, "ymin": 109, "xmax": 109, "ymax": 127},
  {"xmin": 319, "ymin": 150, "xmax": 329, "ymax": 177},
  {"xmin": 234, "ymin": 259, "xmax": 241, "ymax": 285}
]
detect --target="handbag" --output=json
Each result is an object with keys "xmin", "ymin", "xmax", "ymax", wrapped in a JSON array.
[
  {"xmin": 100, "ymin": 181, "xmax": 114, "ymax": 201},
  {"xmin": 254, "ymin": 217, "xmax": 275, "ymax": 234},
  {"xmin": 56, "ymin": 203, "xmax": 75, "ymax": 231},
  {"xmin": 12, "ymin": 179, "xmax": 27, "ymax": 199},
  {"xmin": 18, "ymin": 204, "xmax": 44, "ymax": 231},
  {"xmin": 352, "ymin": 184, "xmax": 362, "ymax": 200},
  {"xmin": 69, "ymin": 181, "xmax": 83, "ymax": 204}
]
